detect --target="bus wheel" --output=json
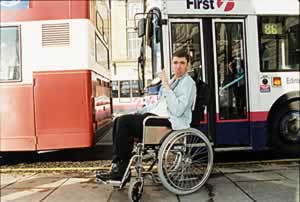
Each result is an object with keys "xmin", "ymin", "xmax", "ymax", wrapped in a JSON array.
[{"xmin": 270, "ymin": 100, "xmax": 300, "ymax": 157}]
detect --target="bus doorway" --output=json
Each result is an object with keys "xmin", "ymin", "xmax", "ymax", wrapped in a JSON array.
[
  {"xmin": 169, "ymin": 18, "xmax": 250, "ymax": 147},
  {"xmin": 212, "ymin": 19, "xmax": 250, "ymax": 146}
]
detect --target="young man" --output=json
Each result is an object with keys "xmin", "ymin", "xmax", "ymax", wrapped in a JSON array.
[{"xmin": 98, "ymin": 49, "xmax": 196, "ymax": 182}]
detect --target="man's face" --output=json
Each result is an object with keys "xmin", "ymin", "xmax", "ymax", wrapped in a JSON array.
[{"xmin": 172, "ymin": 56, "xmax": 188, "ymax": 78}]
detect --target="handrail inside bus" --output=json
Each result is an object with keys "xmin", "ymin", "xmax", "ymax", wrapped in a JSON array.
[{"xmin": 219, "ymin": 74, "xmax": 245, "ymax": 91}]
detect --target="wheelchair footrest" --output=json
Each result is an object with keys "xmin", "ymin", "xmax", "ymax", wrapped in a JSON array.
[
  {"xmin": 108, "ymin": 180, "xmax": 122, "ymax": 187},
  {"xmin": 95, "ymin": 177, "xmax": 125, "ymax": 188},
  {"xmin": 95, "ymin": 169, "xmax": 131, "ymax": 189}
]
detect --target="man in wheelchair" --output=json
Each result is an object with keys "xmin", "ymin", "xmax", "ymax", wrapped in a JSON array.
[{"xmin": 97, "ymin": 49, "xmax": 197, "ymax": 183}]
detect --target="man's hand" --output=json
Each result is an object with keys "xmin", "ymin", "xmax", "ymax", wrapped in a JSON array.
[
  {"xmin": 158, "ymin": 70, "xmax": 170, "ymax": 90},
  {"xmin": 158, "ymin": 70, "xmax": 167, "ymax": 83}
]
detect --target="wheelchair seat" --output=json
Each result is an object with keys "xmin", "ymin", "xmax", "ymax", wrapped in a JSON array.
[{"xmin": 144, "ymin": 116, "xmax": 171, "ymax": 127}]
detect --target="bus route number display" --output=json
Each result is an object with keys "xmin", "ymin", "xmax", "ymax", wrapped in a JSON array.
[{"xmin": 262, "ymin": 23, "xmax": 282, "ymax": 35}]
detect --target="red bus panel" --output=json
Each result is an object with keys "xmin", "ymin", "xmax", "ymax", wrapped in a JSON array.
[
  {"xmin": 0, "ymin": 85, "xmax": 36, "ymax": 151},
  {"xmin": 33, "ymin": 70, "xmax": 93, "ymax": 150}
]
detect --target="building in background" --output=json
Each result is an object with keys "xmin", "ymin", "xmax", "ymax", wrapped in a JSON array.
[{"xmin": 111, "ymin": 0, "xmax": 149, "ymax": 115}]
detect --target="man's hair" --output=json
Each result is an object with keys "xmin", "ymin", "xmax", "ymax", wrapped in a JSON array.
[{"xmin": 172, "ymin": 49, "xmax": 190, "ymax": 63}]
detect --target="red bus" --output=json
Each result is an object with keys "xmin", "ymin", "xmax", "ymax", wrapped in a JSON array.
[{"xmin": 0, "ymin": 0, "xmax": 113, "ymax": 152}]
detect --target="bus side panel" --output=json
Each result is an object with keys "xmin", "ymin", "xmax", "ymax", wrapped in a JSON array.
[
  {"xmin": 92, "ymin": 78, "xmax": 112, "ymax": 129},
  {"xmin": 1, "ymin": 0, "xmax": 89, "ymax": 23},
  {"xmin": 215, "ymin": 122, "xmax": 250, "ymax": 145},
  {"xmin": 34, "ymin": 70, "xmax": 93, "ymax": 150},
  {"xmin": 249, "ymin": 112, "xmax": 268, "ymax": 150},
  {"xmin": 0, "ymin": 85, "xmax": 36, "ymax": 151}
]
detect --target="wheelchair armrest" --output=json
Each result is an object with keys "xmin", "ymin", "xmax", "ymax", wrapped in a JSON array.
[{"xmin": 143, "ymin": 116, "xmax": 171, "ymax": 128}]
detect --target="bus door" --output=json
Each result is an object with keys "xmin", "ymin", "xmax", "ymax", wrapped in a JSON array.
[
  {"xmin": 211, "ymin": 19, "xmax": 250, "ymax": 146},
  {"xmin": 169, "ymin": 19, "xmax": 209, "ymax": 135},
  {"xmin": 169, "ymin": 18, "xmax": 250, "ymax": 146}
]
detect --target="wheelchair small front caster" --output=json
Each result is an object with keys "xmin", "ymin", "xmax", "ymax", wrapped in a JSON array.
[{"xmin": 128, "ymin": 179, "xmax": 143, "ymax": 202}]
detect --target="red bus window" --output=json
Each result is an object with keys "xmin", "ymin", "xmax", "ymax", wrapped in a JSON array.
[{"xmin": 0, "ymin": 26, "xmax": 21, "ymax": 82}]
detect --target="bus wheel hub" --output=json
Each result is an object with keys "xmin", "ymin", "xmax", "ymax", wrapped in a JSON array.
[{"xmin": 280, "ymin": 112, "xmax": 300, "ymax": 143}]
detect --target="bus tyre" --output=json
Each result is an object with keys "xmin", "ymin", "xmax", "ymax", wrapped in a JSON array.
[{"xmin": 270, "ymin": 101, "xmax": 300, "ymax": 157}]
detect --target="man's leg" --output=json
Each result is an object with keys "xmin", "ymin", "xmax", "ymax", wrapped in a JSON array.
[
  {"xmin": 97, "ymin": 113, "xmax": 154, "ymax": 182},
  {"xmin": 115, "ymin": 113, "xmax": 152, "ymax": 162},
  {"xmin": 111, "ymin": 117, "xmax": 120, "ymax": 163}
]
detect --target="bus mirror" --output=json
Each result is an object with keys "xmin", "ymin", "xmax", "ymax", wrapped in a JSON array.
[{"xmin": 138, "ymin": 18, "xmax": 146, "ymax": 37}]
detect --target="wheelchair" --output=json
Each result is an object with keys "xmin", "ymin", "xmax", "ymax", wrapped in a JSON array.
[{"xmin": 96, "ymin": 115, "xmax": 214, "ymax": 202}]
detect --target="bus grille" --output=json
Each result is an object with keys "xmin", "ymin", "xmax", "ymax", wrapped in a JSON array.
[{"xmin": 42, "ymin": 23, "xmax": 70, "ymax": 47}]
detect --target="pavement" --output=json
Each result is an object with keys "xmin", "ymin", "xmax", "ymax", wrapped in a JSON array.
[{"xmin": 1, "ymin": 161, "xmax": 299, "ymax": 202}]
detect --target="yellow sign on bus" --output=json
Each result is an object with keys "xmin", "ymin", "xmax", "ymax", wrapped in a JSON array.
[{"xmin": 262, "ymin": 23, "xmax": 282, "ymax": 35}]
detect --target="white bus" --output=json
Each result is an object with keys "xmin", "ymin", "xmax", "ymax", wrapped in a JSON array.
[{"xmin": 136, "ymin": 0, "xmax": 300, "ymax": 156}]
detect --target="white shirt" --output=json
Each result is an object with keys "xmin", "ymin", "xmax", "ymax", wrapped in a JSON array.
[{"xmin": 149, "ymin": 96, "xmax": 169, "ymax": 116}]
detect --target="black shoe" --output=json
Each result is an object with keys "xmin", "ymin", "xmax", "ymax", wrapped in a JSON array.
[{"xmin": 96, "ymin": 161, "xmax": 131, "ymax": 182}]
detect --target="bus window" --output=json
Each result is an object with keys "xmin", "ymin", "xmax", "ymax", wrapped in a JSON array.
[
  {"xmin": 132, "ymin": 80, "xmax": 140, "ymax": 97},
  {"xmin": 120, "ymin": 80, "xmax": 131, "ymax": 98},
  {"xmin": 112, "ymin": 81, "xmax": 118, "ymax": 98},
  {"xmin": 215, "ymin": 22, "xmax": 247, "ymax": 120},
  {"xmin": 258, "ymin": 16, "xmax": 299, "ymax": 71},
  {"xmin": 171, "ymin": 22, "xmax": 202, "ymax": 79},
  {"xmin": 0, "ymin": 26, "xmax": 21, "ymax": 82},
  {"xmin": 96, "ymin": 34, "xmax": 109, "ymax": 69}
]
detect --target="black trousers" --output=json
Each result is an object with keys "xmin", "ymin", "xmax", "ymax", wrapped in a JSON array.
[{"xmin": 112, "ymin": 113, "xmax": 155, "ymax": 163}]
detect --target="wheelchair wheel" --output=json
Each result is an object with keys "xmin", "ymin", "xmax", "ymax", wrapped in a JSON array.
[
  {"xmin": 128, "ymin": 180, "xmax": 143, "ymax": 202},
  {"xmin": 157, "ymin": 128, "xmax": 213, "ymax": 195}
]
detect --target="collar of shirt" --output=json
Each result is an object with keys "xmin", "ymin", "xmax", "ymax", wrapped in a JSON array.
[{"xmin": 169, "ymin": 73, "xmax": 188, "ymax": 89}]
